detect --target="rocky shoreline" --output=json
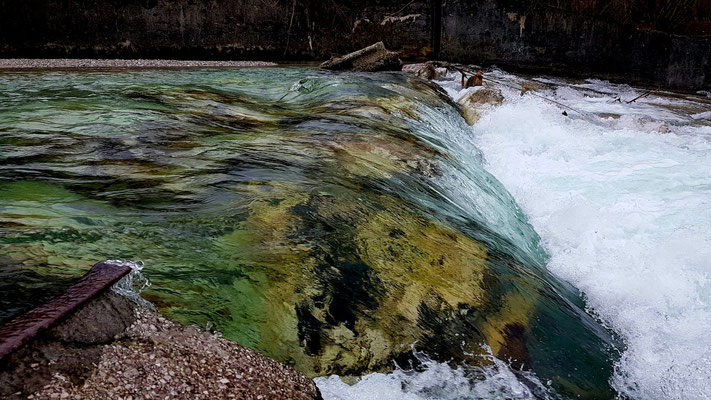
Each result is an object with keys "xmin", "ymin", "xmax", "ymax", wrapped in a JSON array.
[
  {"xmin": 0, "ymin": 59, "xmax": 277, "ymax": 70},
  {"xmin": 0, "ymin": 263, "xmax": 321, "ymax": 400}
]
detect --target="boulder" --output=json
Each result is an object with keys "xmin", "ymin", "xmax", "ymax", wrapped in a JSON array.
[
  {"xmin": 403, "ymin": 62, "xmax": 437, "ymax": 80},
  {"xmin": 462, "ymin": 71, "xmax": 483, "ymax": 88},
  {"xmin": 519, "ymin": 80, "xmax": 546, "ymax": 95},
  {"xmin": 457, "ymin": 87, "xmax": 505, "ymax": 125},
  {"xmin": 320, "ymin": 42, "xmax": 402, "ymax": 72},
  {"xmin": 403, "ymin": 61, "xmax": 453, "ymax": 80}
]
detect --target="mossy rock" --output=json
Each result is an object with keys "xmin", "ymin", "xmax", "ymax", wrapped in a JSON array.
[{"xmin": 211, "ymin": 185, "xmax": 541, "ymax": 377}]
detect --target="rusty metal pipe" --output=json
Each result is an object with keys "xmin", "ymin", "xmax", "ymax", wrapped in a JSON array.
[{"xmin": 0, "ymin": 261, "xmax": 133, "ymax": 360}]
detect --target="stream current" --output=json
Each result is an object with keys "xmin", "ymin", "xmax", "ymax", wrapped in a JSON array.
[{"xmin": 0, "ymin": 67, "xmax": 708, "ymax": 399}]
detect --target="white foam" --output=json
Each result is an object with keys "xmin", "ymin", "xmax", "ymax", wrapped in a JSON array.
[
  {"xmin": 437, "ymin": 71, "xmax": 711, "ymax": 399},
  {"xmin": 110, "ymin": 259, "xmax": 155, "ymax": 310},
  {"xmin": 316, "ymin": 348, "xmax": 555, "ymax": 400},
  {"xmin": 691, "ymin": 111, "xmax": 711, "ymax": 120}
]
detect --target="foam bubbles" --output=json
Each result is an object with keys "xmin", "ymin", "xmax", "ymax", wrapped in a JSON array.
[
  {"xmin": 316, "ymin": 348, "xmax": 556, "ymax": 400},
  {"xmin": 110, "ymin": 259, "xmax": 154, "ymax": 309},
  {"xmin": 437, "ymin": 71, "xmax": 711, "ymax": 399}
]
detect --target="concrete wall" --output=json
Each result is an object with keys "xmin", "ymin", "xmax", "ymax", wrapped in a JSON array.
[
  {"xmin": 0, "ymin": 0, "xmax": 434, "ymax": 60},
  {"xmin": 0, "ymin": 0, "xmax": 709, "ymax": 90},
  {"xmin": 440, "ymin": 0, "xmax": 711, "ymax": 90}
]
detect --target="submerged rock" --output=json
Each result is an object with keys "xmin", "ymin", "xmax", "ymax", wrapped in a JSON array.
[
  {"xmin": 216, "ymin": 188, "xmax": 498, "ymax": 375},
  {"xmin": 320, "ymin": 42, "xmax": 402, "ymax": 72},
  {"xmin": 519, "ymin": 80, "xmax": 546, "ymax": 95},
  {"xmin": 457, "ymin": 87, "xmax": 505, "ymax": 125},
  {"xmin": 208, "ymin": 180, "xmax": 615, "ymax": 398}
]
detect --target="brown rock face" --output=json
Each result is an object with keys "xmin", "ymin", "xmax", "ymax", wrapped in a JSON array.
[
  {"xmin": 457, "ymin": 87, "xmax": 505, "ymax": 125},
  {"xmin": 403, "ymin": 62, "xmax": 437, "ymax": 79},
  {"xmin": 0, "ymin": 291, "xmax": 322, "ymax": 400},
  {"xmin": 320, "ymin": 42, "xmax": 402, "ymax": 72}
]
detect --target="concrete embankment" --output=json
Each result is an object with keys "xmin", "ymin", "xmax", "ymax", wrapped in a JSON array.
[{"xmin": 0, "ymin": 261, "xmax": 322, "ymax": 400}]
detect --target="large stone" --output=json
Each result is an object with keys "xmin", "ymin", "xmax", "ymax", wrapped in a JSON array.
[
  {"xmin": 457, "ymin": 87, "xmax": 505, "ymax": 125},
  {"xmin": 320, "ymin": 42, "xmax": 402, "ymax": 72},
  {"xmin": 403, "ymin": 62, "xmax": 437, "ymax": 79},
  {"xmin": 49, "ymin": 291, "xmax": 138, "ymax": 344}
]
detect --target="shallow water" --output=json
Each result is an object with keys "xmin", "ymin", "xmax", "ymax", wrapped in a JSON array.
[{"xmin": 0, "ymin": 68, "xmax": 621, "ymax": 398}]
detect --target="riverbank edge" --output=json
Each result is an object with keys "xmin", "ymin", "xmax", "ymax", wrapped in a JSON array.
[
  {"xmin": 0, "ymin": 261, "xmax": 322, "ymax": 400},
  {"xmin": 0, "ymin": 59, "xmax": 278, "ymax": 70}
]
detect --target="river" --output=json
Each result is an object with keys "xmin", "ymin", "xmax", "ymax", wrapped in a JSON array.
[{"xmin": 1, "ymin": 67, "xmax": 708, "ymax": 399}]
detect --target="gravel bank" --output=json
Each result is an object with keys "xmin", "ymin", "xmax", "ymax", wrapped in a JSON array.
[
  {"xmin": 0, "ymin": 292, "xmax": 321, "ymax": 400},
  {"xmin": 0, "ymin": 59, "xmax": 277, "ymax": 69}
]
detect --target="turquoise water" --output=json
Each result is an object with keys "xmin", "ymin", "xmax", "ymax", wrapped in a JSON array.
[{"xmin": 0, "ymin": 68, "xmax": 617, "ymax": 398}]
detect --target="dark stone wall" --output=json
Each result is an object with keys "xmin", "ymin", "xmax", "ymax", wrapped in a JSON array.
[
  {"xmin": 0, "ymin": 0, "xmax": 434, "ymax": 60},
  {"xmin": 0, "ymin": 0, "xmax": 709, "ymax": 90},
  {"xmin": 440, "ymin": 0, "xmax": 711, "ymax": 90}
]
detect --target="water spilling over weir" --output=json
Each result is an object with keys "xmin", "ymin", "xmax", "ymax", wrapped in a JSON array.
[{"xmin": 3, "ymin": 67, "xmax": 706, "ymax": 399}]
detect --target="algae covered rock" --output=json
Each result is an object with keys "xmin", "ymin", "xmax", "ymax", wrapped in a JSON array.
[
  {"xmin": 214, "ymin": 188, "xmax": 494, "ymax": 375},
  {"xmin": 203, "ymin": 177, "xmax": 614, "ymax": 398}
]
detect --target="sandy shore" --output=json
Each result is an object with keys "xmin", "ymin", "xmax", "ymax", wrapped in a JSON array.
[{"xmin": 0, "ymin": 59, "xmax": 278, "ymax": 69}]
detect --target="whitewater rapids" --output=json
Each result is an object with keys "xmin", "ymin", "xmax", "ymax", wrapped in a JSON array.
[{"xmin": 317, "ymin": 71, "xmax": 711, "ymax": 399}]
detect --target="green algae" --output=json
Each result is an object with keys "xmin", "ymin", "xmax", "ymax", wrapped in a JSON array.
[{"xmin": 213, "ymin": 186, "xmax": 492, "ymax": 375}]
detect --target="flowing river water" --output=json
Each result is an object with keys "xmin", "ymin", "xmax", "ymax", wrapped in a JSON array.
[{"xmin": 0, "ymin": 67, "xmax": 709, "ymax": 399}]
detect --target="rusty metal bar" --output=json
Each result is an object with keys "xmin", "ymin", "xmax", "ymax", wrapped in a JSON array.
[{"xmin": 0, "ymin": 261, "xmax": 133, "ymax": 360}]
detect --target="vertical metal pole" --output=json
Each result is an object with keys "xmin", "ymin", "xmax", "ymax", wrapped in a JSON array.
[{"xmin": 432, "ymin": 0, "xmax": 442, "ymax": 59}]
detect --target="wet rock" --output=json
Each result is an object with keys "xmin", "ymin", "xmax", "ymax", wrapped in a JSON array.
[
  {"xmin": 460, "ymin": 87, "xmax": 505, "ymax": 106},
  {"xmin": 49, "ymin": 292, "xmax": 137, "ymax": 344},
  {"xmin": 320, "ymin": 42, "xmax": 402, "ymax": 72},
  {"xmin": 519, "ymin": 80, "xmax": 546, "ymax": 95},
  {"xmin": 457, "ymin": 87, "xmax": 505, "ymax": 125},
  {"xmin": 214, "ymin": 186, "xmax": 545, "ymax": 378},
  {"xmin": 402, "ymin": 62, "xmax": 437, "ymax": 80},
  {"xmin": 462, "ymin": 70, "xmax": 483, "ymax": 88}
]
